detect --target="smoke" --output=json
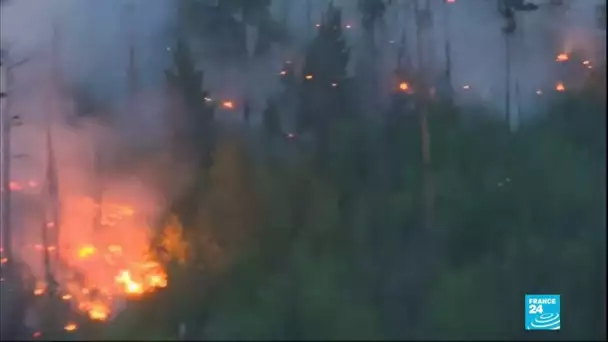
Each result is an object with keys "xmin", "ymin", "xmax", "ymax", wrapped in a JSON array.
[
  {"xmin": 1, "ymin": 0, "xmax": 604, "ymax": 326},
  {"xmin": 2, "ymin": 0, "xmax": 176, "ymax": 323}
]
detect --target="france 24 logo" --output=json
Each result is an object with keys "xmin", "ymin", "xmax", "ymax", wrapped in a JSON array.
[{"xmin": 525, "ymin": 294, "xmax": 560, "ymax": 331}]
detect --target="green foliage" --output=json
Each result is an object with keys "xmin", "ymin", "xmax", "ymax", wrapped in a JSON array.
[{"xmin": 124, "ymin": 26, "xmax": 606, "ymax": 340}]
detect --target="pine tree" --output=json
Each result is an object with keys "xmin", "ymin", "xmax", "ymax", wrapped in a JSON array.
[
  {"xmin": 358, "ymin": 0, "xmax": 386, "ymax": 44},
  {"xmin": 298, "ymin": 3, "xmax": 351, "ymax": 166},
  {"xmin": 165, "ymin": 39, "xmax": 215, "ymax": 170}
]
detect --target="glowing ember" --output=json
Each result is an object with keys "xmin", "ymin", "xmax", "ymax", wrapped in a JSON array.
[
  {"xmin": 305, "ymin": 75, "xmax": 313, "ymax": 80},
  {"xmin": 447, "ymin": 0, "xmax": 456, "ymax": 3},
  {"xmin": 556, "ymin": 82, "xmax": 566, "ymax": 92},
  {"xmin": 222, "ymin": 101, "xmax": 234, "ymax": 109},
  {"xmin": 280, "ymin": 70, "xmax": 287, "ymax": 76},
  {"xmin": 556, "ymin": 53, "xmax": 569, "ymax": 62},
  {"xmin": 78, "ymin": 245, "xmax": 97, "ymax": 258},
  {"xmin": 399, "ymin": 82, "xmax": 410, "ymax": 91},
  {"xmin": 9, "ymin": 181, "xmax": 22, "ymax": 191},
  {"xmin": 62, "ymin": 294, "xmax": 72, "ymax": 301},
  {"xmin": 64, "ymin": 323, "xmax": 78, "ymax": 332},
  {"xmin": 87, "ymin": 303, "xmax": 110, "ymax": 321},
  {"xmin": 34, "ymin": 288, "xmax": 45, "ymax": 296}
]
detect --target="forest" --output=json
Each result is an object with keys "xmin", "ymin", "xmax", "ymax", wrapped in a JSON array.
[{"xmin": 0, "ymin": 0, "xmax": 606, "ymax": 341}]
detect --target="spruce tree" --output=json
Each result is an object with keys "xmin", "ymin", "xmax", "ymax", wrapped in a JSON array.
[
  {"xmin": 298, "ymin": 3, "xmax": 351, "ymax": 166},
  {"xmin": 165, "ymin": 39, "xmax": 215, "ymax": 170}
]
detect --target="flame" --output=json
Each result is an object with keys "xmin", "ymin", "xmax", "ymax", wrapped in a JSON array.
[
  {"xmin": 399, "ymin": 82, "xmax": 410, "ymax": 91},
  {"xmin": 51, "ymin": 198, "xmax": 169, "ymax": 322},
  {"xmin": 78, "ymin": 245, "xmax": 97, "ymax": 259},
  {"xmin": 222, "ymin": 101, "xmax": 234, "ymax": 109},
  {"xmin": 64, "ymin": 323, "xmax": 78, "ymax": 332},
  {"xmin": 9, "ymin": 181, "xmax": 22, "ymax": 191},
  {"xmin": 305, "ymin": 75, "xmax": 313, "ymax": 80},
  {"xmin": 280, "ymin": 70, "xmax": 287, "ymax": 76},
  {"xmin": 87, "ymin": 302, "xmax": 110, "ymax": 321},
  {"xmin": 556, "ymin": 53, "xmax": 569, "ymax": 62},
  {"xmin": 556, "ymin": 82, "xmax": 566, "ymax": 92}
]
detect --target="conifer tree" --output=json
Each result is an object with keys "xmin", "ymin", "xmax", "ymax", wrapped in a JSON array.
[
  {"xmin": 298, "ymin": 3, "xmax": 351, "ymax": 166},
  {"xmin": 165, "ymin": 39, "xmax": 215, "ymax": 170}
]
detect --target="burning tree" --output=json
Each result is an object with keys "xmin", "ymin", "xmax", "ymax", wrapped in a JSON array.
[{"xmin": 298, "ymin": 3, "xmax": 353, "ymax": 166}]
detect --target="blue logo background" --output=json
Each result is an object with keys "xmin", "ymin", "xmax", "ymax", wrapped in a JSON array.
[{"xmin": 525, "ymin": 294, "xmax": 560, "ymax": 330}]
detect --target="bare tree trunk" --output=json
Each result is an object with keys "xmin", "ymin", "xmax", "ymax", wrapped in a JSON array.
[
  {"xmin": 414, "ymin": 0, "xmax": 433, "ymax": 234},
  {"xmin": 505, "ymin": 32, "xmax": 511, "ymax": 130}
]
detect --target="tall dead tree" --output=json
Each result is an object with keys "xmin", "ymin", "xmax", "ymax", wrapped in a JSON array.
[
  {"xmin": 413, "ymin": 0, "xmax": 434, "ymax": 234},
  {"xmin": 499, "ymin": 0, "xmax": 538, "ymax": 131}
]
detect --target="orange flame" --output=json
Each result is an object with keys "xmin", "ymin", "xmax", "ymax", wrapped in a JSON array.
[
  {"xmin": 51, "ymin": 199, "xmax": 169, "ymax": 322},
  {"xmin": 222, "ymin": 101, "xmax": 234, "ymax": 109},
  {"xmin": 64, "ymin": 323, "xmax": 78, "ymax": 332},
  {"xmin": 78, "ymin": 245, "xmax": 97, "ymax": 259},
  {"xmin": 305, "ymin": 75, "xmax": 313, "ymax": 80},
  {"xmin": 556, "ymin": 53, "xmax": 569, "ymax": 62},
  {"xmin": 556, "ymin": 82, "xmax": 566, "ymax": 92},
  {"xmin": 399, "ymin": 82, "xmax": 410, "ymax": 91}
]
